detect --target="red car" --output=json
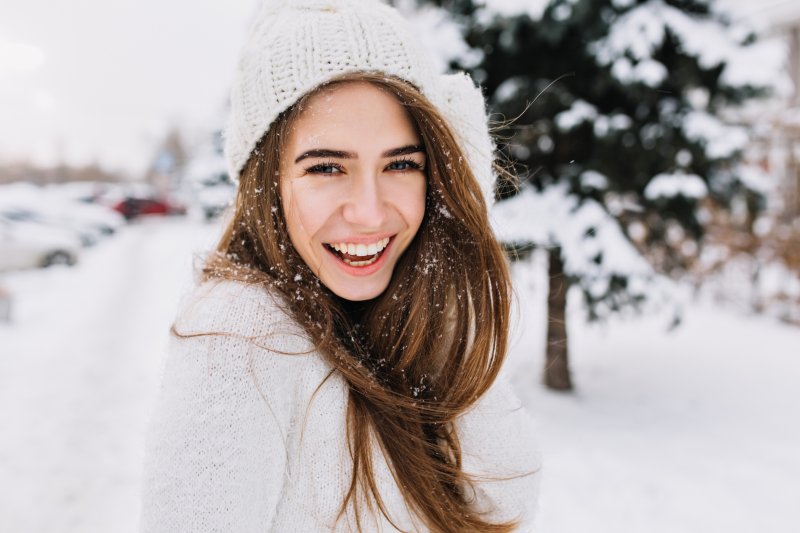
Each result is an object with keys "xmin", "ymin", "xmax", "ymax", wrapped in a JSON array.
[{"xmin": 113, "ymin": 197, "xmax": 186, "ymax": 220}]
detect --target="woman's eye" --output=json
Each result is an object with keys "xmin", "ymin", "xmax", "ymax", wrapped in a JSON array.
[
  {"xmin": 386, "ymin": 159, "xmax": 422, "ymax": 172},
  {"xmin": 306, "ymin": 162, "xmax": 342, "ymax": 175}
]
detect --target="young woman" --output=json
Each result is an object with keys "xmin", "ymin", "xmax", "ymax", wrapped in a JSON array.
[{"xmin": 140, "ymin": 1, "xmax": 540, "ymax": 532}]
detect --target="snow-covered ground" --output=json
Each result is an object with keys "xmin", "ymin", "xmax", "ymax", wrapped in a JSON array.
[
  {"xmin": 1, "ymin": 219, "xmax": 798, "ymax": 533},
  {"xmin": 0, "ymin": 219, "xmax": 222, "ymax": 533},
  {"xmin": 508, "ymin": 257, "xmax": 800, "ymax": 533}
]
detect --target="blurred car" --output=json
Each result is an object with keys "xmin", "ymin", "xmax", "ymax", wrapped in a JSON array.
[
  {"xmin": 38, "ymin": 194, "xmax": 126, "ymax": 237},
  {"xmin": 0, "ymin": 183, "xmax": 125, "ymax": 245},
  {"xmin": 112, "ymin": 197, "xmax": 187, "ymax": 220},
  {"xmin": 0, "ymin": 216, "xmax": 79, "ymax": 271},
  {"xmin": 195, "ymin": 179, "xmax": 236, "ymax": 221},
  {"xmin": 184, "ymin": 143, "xmax": 236, "ymax": 221},
  {"xmin": 0, "ymin": 206, "xmax": 100, "ymax": 247}
]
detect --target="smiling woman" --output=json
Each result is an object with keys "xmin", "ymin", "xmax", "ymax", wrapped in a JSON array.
[{"xmin": 140, "ymin": 1, "xmax": 540, "ymax": 532}]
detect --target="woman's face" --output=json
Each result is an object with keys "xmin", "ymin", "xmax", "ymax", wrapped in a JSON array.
[{"xmin": 280, "ymin": 81, "xmax": 427, "ymax": 302}]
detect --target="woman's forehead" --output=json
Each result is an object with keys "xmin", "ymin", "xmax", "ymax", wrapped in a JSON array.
[{"xmin": 286, "ymin": 82, "xmax": 420, "ymax": 156}]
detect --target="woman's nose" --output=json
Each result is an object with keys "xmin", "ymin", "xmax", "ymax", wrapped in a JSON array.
[{"xmin": 342, "ymin": 174, "xmax": 387, "ymax": 228}]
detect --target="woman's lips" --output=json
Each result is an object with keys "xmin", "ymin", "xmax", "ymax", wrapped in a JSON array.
[{"xmin": 324, "ymin": 236, "xmax": 395, "ymax": 274}]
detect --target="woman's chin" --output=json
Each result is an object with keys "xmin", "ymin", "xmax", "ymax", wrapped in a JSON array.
[
  {"xmin": 326, "ymin": 280, "xmax": 390, "ymax": 302},
  {"xmin": 319, "ymin": 269, "xmax": 392, "ymax": 302}
]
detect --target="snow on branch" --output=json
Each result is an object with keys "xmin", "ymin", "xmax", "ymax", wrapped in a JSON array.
[
  {"xmin": 395, "ymin": 3, "xmax": 482, "ymax": 72},
  {"xmin": 734, "ymin": 164, "xmax": 772, "ymax": 196},
  {"xmin": 555, "ymin": 100, "xmax": 598, "ymax": 130},
  {"xmin": 644, "ymin": 171, "xmax": 707, "ymax": 201},
  {"xmin": 491, "ymin": 184, "xmax": 653, "ymax": 283},
  {"xmin": 591, "ymin": 0, "xmax": 784, "ymax": 90},
  {"xmin": 478, "ymin": 0, "xmax": 550, "ymax": 21},
  {"xmin": 682, "ymin": 110, "xmax": 749, "ymax": 160}
]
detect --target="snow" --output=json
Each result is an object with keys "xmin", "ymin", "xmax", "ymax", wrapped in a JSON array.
[
  {"xmin": 491, "ymin": 185, "xmax": 653, "ymax": 280},
  {"xmin": 593, "ymin": 112, "xmax": 633, "ymax": 137},
  {"xmin": 697, "ymin": 250, "xmax": 800, "ymax": 325},
  {"xmin": 580, "ymin": 170, "xmax": 609, "ymax": 190},
  {"xmin": 735, "ymin": 164, "xmax": 772, "ymax": 195},
  {"xmin": 611, "ymin": 57, "xmax": 668, "ymax": 87},
  {"xmin": 644, "ymin": 171, "xmax": 708, "ymax": 200},
  {"xmin": 494, "ymin": 76, "xmax": 528, "ymax": 103},
  {"xmin": 592, "ymin": 0, "xmax": 786, "ymax": 91},
  {"xmin": 506, "ymin": 255, "xmax": 800, "ymax": 533},
  {"xmin": 555, "ymin": 100, "xmax": 598, "ymax": 131},
  {"xmin": 720, "ymin": 36, "xmax": 788, "ymax": 90},
  {"xmin": 1, "ymin": 218, "xmax": 799, "ymax": 532},
  {"xmin": 0, "ymin": 219, "xmax": 221, "ymax": 532},
  {"xmin": 479, "ymin": 0, "xmax": 550, "ymax": 21},
  {"xmin": 396, "ymin": 2, "xmax": 483, "ymax": 72},
  {"xmin": 682, "ymin": 110, "xmax": 749, "ymax": 160},
  {"xmin": 555, "ymin": 102, "xmax": 633, "ymax": 136}
]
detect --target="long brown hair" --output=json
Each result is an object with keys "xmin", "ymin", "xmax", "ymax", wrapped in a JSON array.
[{"xmin": 202, "ymin": 72, "xmax": 516, "ymax": 532}]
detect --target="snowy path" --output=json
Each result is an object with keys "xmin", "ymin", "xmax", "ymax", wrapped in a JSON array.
[
  {"xmin": 1, "ymin": 220, "xmax": 798, "ymax": 532},
  {"xmin": 0, "ymin": 219, "xmax": 219, "ymax": 533}
]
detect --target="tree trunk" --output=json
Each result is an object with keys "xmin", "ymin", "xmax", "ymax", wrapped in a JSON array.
[{"xmin": 544, "ymin": 247, "xmax": 573, "ymax": 391}]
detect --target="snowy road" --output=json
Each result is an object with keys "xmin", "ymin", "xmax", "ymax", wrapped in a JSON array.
[
  {"xmin": 0, "ymin": 219, "xmax": 219, "ymax": 533},
  {"xmin": 1, "ymin": 219, "xmax": 798, "ymax": 533}
]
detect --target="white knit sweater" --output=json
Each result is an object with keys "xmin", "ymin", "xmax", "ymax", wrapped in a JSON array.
[{"xmin": 140, "ymin": 279, "xmax": 541, "ymax": 532}]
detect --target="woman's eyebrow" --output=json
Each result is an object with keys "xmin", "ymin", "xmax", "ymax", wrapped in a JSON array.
[
  {"xmin": 382, "ymin": 144, "xmax": 425, "ymax": 158},
  {"xmin": 294, "ymin": 144, "xmax": 424, "ymax": 164},
  {"xmin": 295, "ymin": 149, "xmax": 355, "ymax": 163}
]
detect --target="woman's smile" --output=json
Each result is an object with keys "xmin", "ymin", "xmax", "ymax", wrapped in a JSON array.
[{"xmin": 324, "ymin": 236, "xmax": 393, "ymax": 268}]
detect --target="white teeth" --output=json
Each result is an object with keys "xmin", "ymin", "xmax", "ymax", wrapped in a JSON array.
[
  {"xmin": 343, "ymin": 255, "xmax": 380, "ymax": 267},
  {"xmin": 330, "ymin": 237, "xmax": 391, "ymax": 257}
]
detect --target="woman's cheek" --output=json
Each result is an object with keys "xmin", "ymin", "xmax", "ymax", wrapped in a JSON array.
[
  {"xmin": 393, "ymin": 174, "xmax": 427, "ymax": 230},
  {"xmin": 286, "ymin": 179, "xmax": 340, "ymax": 235}
]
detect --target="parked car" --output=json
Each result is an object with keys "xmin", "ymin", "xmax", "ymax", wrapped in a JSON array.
[
  {"xmin": 195, "ymin": 180, "xmax": 236, "ymax": 220},
  {"xmin": 38, "ymin": 193, "xmax": 125, "ymax": 237},
  {"xmin": 0, "ymin": 216, "xmax": 79, "ymax": 271},
  {"xmin": 112, "ymin": 197, "xmax": 187, "ymax": 220},
  {"xmin": 184, "ymin": 146, "xmax": 236, "ymax": 220},
  {"xmin": 0, "ymin": 183, "xmax": 125, "ymax": 245},
  {"xmin": 0, "ymin": 206, "xmax": 100, "ymax": 247}
]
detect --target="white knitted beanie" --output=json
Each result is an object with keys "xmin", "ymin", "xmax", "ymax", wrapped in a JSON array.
[{"xmin": 225, "ymin": 0, "xmax": 496, "ymax": 204}]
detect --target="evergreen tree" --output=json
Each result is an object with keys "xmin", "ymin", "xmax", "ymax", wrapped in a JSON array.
[{"xmin": 411, "ymin": 0, "xmax": 777, "ymax": 389}]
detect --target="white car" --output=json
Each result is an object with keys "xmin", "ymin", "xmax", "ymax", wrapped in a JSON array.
[
  {"xmin": 0, "ymin": 216, "xmax": 79, "ymax": 271},
  {"xmin": 0, "ymin": 183, "xmax": 125, "ymax": 246},
  {"xmin": 184, "ymin": 145, "xmax": 236, "ymax": 220}
]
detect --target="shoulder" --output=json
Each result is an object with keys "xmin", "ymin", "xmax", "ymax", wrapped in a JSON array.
[
  {"xmin": 456, "ymin": 374, "xmax": 542, "ymax": 527},
  {"xmin": 156, "ymin": 278, "xmax": 324, "ymax": 426},
  {"xmin": 174, "ymin": 278, "xmax": 308, "ymax": 344},
  {"xmin": 458, "ymin": 374, "xmax": 540, "ymax": 464}
]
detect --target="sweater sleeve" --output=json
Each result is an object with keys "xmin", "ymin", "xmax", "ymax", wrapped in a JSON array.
[
  {"xmin": 456, "ymin": 374, "xmax": 542, "ymax": 532},
  {"xmin": 140, "ymin": 280, "xmax": 312, "ymax": 533}
]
